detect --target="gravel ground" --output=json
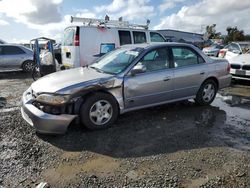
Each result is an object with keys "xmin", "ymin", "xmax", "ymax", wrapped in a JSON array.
[{"xmin": 0, "ymin": 72, "xmax": 249, "ymax": 188}]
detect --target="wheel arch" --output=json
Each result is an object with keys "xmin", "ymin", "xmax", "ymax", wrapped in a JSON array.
[
  {"xmin": 77, "ymin": 89, "xmax": 121, "ymax": 114},
  {"xmin": 21, "ymin": 59, "xmax": 34, "ymax": 69},
  {"xmin": 202, "ymin": 76, "xmax": 219, "ymax": 89}
]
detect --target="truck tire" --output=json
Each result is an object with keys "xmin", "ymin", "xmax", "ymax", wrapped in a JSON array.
[
  {"xmin": 80, "ymin": 92, "xmax": 119, "ymax": 130},
  {"xmin": 195, "ymin": 79, "xmax": 218, "ymax": 106}
]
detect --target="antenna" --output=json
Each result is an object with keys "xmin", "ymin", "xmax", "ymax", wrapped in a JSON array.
[{"xmin": 70, "ymin": 16, "xmax": 150, "ymax": 30}]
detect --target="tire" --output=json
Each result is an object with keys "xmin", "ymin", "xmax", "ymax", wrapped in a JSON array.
[
  {"xmin": 195, "ymin": 79, "xmax": 218, "ymax": 106},
  {"xmin": 80, "ymin": 92, "xmax": 119, "ymax": 130},
  {"xmin": 22, "ymin": 60, "xmax": 35, "ymax": 72},
  {"xmin": 32, "ymin": 65, "xmax": 41, "ymax": 81}
]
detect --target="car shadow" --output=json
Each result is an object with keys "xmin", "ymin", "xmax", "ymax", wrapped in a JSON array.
[
  {"xmin": 0, "ymin": 71, "xmax": 31, "ymax": 80},
  {"xmin": 38, "ymin": 101, "xmax": 227, "ymax": 158},
  {"xmin": 231, "ymin": 79, "xmax": 250, "ymax": 86}
]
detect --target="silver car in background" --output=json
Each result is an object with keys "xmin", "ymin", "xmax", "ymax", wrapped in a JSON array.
[
  {"xmin": 21, "ymin": 43, "xmax": 231, "ymax": 134},
  {"xmin": 202, "ymin": 43, "xmax": 224, "ymax": 57},
  {"xmin": 0, "ymin": 44, "xmax": 34, "ymax": 72}
]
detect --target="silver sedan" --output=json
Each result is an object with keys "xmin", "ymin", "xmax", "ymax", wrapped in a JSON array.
[
  {"xmin": 0, "ymin": 44, "xmax": 34, "ymax": 72},
  {"xmin": 21, "ymin": 43, "xmax": 231, "ymax": 134}
]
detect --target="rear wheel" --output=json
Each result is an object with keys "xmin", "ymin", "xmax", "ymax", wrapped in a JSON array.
[
  {"xmin": 22, "ymin": 60, "xmax": 34, "ymax": 72},
  {"xmin": 195, "ymin": 79, "xmax": 217, "ymax": 105},
  {"xmin": 80, "ymin": 93, "xmax": 118, "ymax": 130}
]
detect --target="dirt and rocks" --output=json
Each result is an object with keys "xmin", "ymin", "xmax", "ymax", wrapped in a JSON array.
[{"xmin": 0, "ymin": 72, "xmax": 249, "ymax": 188}]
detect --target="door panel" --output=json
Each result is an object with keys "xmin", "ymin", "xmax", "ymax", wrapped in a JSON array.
[
  {"xmin": 124, "ymin": 47, "xmax": 173, "ymax": 109},
  {"xmin": 4, "ymin": 54, "xmax": 25, "ymax": 69},
  {"xmin": 173, "ymin": 64, "xmax": 207, "ymax": 98},
  {"xmin": 124, "ymin": 70, "xmax": 174, "ymax": 108},
  {"xmin": 171, "ymin": 47, "xmax": 208, "ymax": 98}
]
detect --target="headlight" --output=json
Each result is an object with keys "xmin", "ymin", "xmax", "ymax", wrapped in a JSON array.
[{"xmin": 36, "ymin": 94, "xmax": 70, "ymax": 105}]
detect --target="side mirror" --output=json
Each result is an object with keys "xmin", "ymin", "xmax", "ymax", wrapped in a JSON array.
[{"xmin": 130, "ymin": 63, "xmax": 146, "ymax": 76}]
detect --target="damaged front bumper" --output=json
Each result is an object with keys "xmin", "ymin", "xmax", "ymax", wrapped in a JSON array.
[{"xmin": 21, "ymin": 87, "xmax": 77, "ymax": 134}]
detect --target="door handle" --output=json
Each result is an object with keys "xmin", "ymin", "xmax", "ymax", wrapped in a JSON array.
[
  {"xmin": 200, "ymin": 71, "xmax": 205, "ymax": 75},
  {"xmin": 163, "ymin": 76, "xmax": 171, "ymax": 81}
]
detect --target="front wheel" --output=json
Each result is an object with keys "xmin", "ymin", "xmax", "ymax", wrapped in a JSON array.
[
  {"xmin": 195, "ymin": 80, "xmax": 217, "ymax": 105},
  {"xmin": 80, "ymin": 93, "xmax": 119, "ymax": 130}
]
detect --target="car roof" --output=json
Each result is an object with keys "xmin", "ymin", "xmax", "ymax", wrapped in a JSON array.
[
  {"xmin": 121, "ymin": 42, "xmax": 195, "ymax": 50},
  {"xmin": 0, "ymin": 43, "xmax": 25, "ymax": 47}
]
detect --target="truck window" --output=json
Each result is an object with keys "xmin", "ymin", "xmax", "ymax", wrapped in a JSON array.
[
  {"xmin": 118, "ymin": 31, "xmax": 132, "ymax": 45},
  {"xmin": 133, "ymin": 31, "xmax": 146, "ymax": 44},
  {"xmin": 63, "ymin": 28, "xmax": 75, "ymax": 46},
  {"xmin": 150, "ymin": 32, "xmax": 166, "ymax": 42}
]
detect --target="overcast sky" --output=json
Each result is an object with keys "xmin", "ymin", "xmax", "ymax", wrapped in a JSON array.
[{"xmin": 0, "ymin": 0, "xmax": 250, "ymax": 43}]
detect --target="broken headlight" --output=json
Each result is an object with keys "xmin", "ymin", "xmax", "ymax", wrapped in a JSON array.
[{"xmin": 36, "ymin": 94, "xmax": 70, "ymax": 105}]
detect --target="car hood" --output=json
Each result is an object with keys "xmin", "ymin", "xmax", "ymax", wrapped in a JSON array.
[
  {"xmin": 229, "ymin": 53, "xmax": 250, "ymax": 65},
  {"xmin": 31, "ymin": 67, "xmax": 112, "ymax": 94}
]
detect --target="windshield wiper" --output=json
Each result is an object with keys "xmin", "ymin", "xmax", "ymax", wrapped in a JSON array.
[
  {"xmin": 90, "ymin": 66, "xmax": 115, "ymax": 75},
  {"xmin": 90, "ymin": 66, "xmax": 105, "ymax": 73}
]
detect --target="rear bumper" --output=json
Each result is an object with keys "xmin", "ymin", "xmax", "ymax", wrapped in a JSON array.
[
  {"xmin": 218, "ymin": 74, "xmax": 232, "ymax": 89},
  {"xmin": 21, "ymin": 88, "xmax": 76, "ymax": 134}
]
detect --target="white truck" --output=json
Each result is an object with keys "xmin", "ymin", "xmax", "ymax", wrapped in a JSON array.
[{"xmin": 61, "ymin": 17, "xmax": 166, "ymax": 68}]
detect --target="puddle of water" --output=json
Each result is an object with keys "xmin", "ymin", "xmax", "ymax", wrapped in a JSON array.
[
  {"xmin": 42, "ymin": 154, "xmax": 120, "ymax": 185},
  {"xmin": 213, "ymin": 94, "xmax": 250, "ymax": 121}
]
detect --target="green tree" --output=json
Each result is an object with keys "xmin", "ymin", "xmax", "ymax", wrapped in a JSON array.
[
  {"xmin": 224, "ymin": 26, "xmax": 245, "ymax": 43},
  {"xmin": 205, "ymin": 24, "xmax": 221, "ymax": 39}
]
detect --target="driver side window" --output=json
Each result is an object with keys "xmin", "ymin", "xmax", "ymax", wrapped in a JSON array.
[{"xmin": 138, "ymin": 48, "xmax": 170, "ymax": 72}]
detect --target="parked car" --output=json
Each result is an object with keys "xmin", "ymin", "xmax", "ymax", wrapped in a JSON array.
[
  {"xmin": 218, "ymin": 42, "xmax": 250, "ymax": 59},
  {"xmin": 228, "ymin": 52, "xmax": 250, "ymax": 80},
  {"xmin": 0, "ymin": 44, "xmax": 34, "ymax": 72},
  {"xmin": 202, "ymin": 43, "xmax": 224, "ymax": 57},
  {"xmin": 61, "ymin": 16, "xmax": 166, "ymax": 69},
  {"xmin": 21, "ymin": 42, "xmax": 231, "ymax": 134},
  {"xmin": 0, "ymin": 39, "xmax": 6, "ymax": 44}
]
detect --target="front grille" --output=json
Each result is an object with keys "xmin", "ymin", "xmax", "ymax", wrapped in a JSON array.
[
  {"xmin": 230, "ymin": 64, "xmax": 241, "ymax": 69},
  {"xmin": 242, "ymin": 65, "xmax": 250, "ymax": 70}
]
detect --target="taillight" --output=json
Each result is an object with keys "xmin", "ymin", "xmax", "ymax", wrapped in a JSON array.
[
  {"xmin": 74, "ymin": 35, "xmax": 79, "ymax": 46},
  {"xmin": 227, "ymin": 63, "xmax": 231, "ymax": 73},
  {"xmin": 219, "ymin": 50, "xmax": 226, "ymax": 58}
]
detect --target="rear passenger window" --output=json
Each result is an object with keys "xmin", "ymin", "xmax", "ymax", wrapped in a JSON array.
[
  {"xmin": 172, "ymin": 47, "xmax": 204, "ymax": 68},
  {"xmin": 138, "ymin": 48, "xmax": 169, "ymax": 72},
  {"xmin": 0, "ymin": 47, "xmax": 3, "ymax": 55},
  {"xmin": 133, "ymin": 31, "xmax": 146, "ymax": 44},
  {"xmin": 150, "ymin": 32, "xmax": 165, "ymax": 42},
  {"xmin": 118, "ymin": 31, "xmax": 132, "ymax": 45},
  {"xmin": 3, "ymin": 46, "xmax": 25, "ymax": 55}
]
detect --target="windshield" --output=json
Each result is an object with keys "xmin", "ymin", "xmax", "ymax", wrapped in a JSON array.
[{"xmin": 90, "ymin": 48, "xmax": 142, "ymax": 74}]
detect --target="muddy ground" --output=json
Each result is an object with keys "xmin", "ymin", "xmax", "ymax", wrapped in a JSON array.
[{"xmin": 0, "ymin": 72, "xmax": 249, "ymax": 188}]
